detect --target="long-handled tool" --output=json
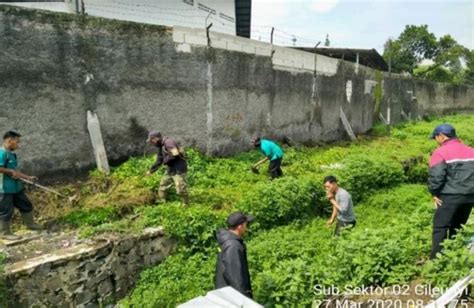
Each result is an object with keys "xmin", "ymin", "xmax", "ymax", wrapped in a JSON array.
[
  {"xmin": 250, "ymin": 157, "xmax": 269, "ymax": 174},
  {"xmin": 20, "ymin": 178, "xmax": 78, "ymax": 203}
]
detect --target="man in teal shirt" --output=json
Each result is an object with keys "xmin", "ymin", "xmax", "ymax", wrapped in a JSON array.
[
  {"xmin": 0, "ymin": 131, "xmax": 42, "ymax": 240},
  {"xmin": 251, "ymin": 137, "xmax": 284, "ymax": 179}
]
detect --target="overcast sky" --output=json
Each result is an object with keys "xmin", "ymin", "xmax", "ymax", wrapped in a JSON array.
[{"xmin": 251, "ymin": 0, "xmax": 473, "ymax": 53}]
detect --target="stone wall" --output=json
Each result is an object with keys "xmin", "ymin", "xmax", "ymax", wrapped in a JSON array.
[
  {"xmin": 0, "ymin": 5, "xmax": 473, "ymax": 177},
  {"xmin": 4, "ymin": 228, "xmax": 175, "ymax": 307}
]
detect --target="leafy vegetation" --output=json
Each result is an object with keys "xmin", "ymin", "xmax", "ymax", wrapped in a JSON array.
[
  {"xmin": 26, "ymin": 114, "xmax": 473, "ymax": 306},
  {"xmin": 118, "ymin": 114, "xmax": 474, "ymax": 306},
  {"xmin": 0, "ymin": 252, "xmax": 10, "ymax": 307},
  {"xmin": 383, "ymin": 25, "xmax": 473, "ymax": 85}
]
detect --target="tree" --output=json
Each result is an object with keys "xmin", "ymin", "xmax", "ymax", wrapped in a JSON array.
[
  {"xmin": 462, "ymin": 50, "xmax": 474, "ymax": 85},
  {"xmin": 384, "ymin": 25, "xmax": 472, "ymax": 85},
  {"xmin": 383, "ymin": 25, "xmax": 437, "ymax": 74},
  {"xmin": 384, "ymin": 38, "xmax": 416, "ymax": 73},
  {"xmin": 434, "ymin": 35, "xmax": 469, "ymax": 72},
  {"xmin": 324, "ymin": 34, "xmax": 330, "ymax": 47},
  {"xmin": 413, "ymin": 65, "xmax": 454, "ymax": 83}
]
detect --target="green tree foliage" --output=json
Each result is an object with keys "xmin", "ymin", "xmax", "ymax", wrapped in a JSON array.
[{"xmin": 383, "ymin": 25, "xmax": 473, "ymax": 84}]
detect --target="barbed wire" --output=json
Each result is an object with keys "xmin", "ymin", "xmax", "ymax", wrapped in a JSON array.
[
  {"xmin": 2, "ymin": 2, "xmax": 328, "ymax": 48},
  {"xmin": 83, "ymin": 2, "xmax": 235, "ymax": 32},
  {"xmin": 84, "ymin": 4, "xmax": 231, "ymax": 31},
  {"xmin": 252, "ymin": 24, "xmax": 323, "ymax": 47}
]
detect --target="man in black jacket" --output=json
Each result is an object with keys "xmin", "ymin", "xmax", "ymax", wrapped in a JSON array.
[
  {"xmin": 215, "ymin": 211, "xmax": 254, "ymax": 298},
  {"xmin": 428, "ymin": 124, "xmax": 474, "ymax": 259}
]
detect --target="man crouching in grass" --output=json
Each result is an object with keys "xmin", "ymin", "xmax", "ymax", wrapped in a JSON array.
[{"xmin": 324, "ymin": 175, "xmax": 356, "ymax": 236}]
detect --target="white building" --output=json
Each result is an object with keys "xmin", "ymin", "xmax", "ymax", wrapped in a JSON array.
[{"xmin": 0, "ymin": 0, "xmax": 252, "ymax": 37}]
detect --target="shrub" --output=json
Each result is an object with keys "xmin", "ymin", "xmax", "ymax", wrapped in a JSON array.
[
  {"xmin": 237, "ymin": 177, "xmax": 318, "ymax": 231},
  {"xmin": 422, "ymin": 224, "xmax": 474, "ymax": 288},
  {"xmin": 62, "ymin": 207, "xmax": 119, "ymax": 227},
  {"xmin": 139, "ymin": 203, "xmax": 228, "ymax": 254},
  {"xmin": 337, "ymin": 155, "xmax": 407, "ymax": 202},
  {"xmin": 254, "ymin": 258, "xmax": 317, "ymax": 307},
  {"xmin": 120, "ymin": 252, "xmax": 215, "ymax": 308}
]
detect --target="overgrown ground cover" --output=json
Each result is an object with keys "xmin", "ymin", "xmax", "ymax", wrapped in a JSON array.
[{"xmin": 29, "ymin": 114, "xmax": 474, "ymax": 306}]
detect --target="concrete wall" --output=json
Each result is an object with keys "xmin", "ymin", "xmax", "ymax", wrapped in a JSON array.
[
  {"xmin": 4, "ymin": 228, "xmax": 175, "ymax": 307},
  {"xmin": 1, "ymin": 6, "xmax": 473, "ymax": 176}
]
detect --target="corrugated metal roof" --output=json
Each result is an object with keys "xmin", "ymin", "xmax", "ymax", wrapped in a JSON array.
[{"xmin": 294, "ymin": 47, "xmax": 389, "ymax": 71}]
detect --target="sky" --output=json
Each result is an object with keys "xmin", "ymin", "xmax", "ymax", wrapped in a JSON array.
[{"xmin": 251, "ymin": 0, "xmax": 474, "ymax": 53}]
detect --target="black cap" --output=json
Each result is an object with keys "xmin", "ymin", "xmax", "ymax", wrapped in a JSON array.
[
  {"xmin": 227, "ymin": 211, "xmax": 255, "ymax": 228},
  {"xmin": 430, "ymin": 124, "xmax": 456, "ymax": 139},
  {"xmin": 147, "ymin": 131, "xmax": 162, "ymax": 142}
]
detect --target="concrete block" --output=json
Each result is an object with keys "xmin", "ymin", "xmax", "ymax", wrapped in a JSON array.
[
  {"xmin": 293, "ymin": 60, "xmax": 304, "ymax": 69},
  {"xmin": 302, "ymin": 54, "xmax": 315, "ymax": 69},
  {"xmin": 255, "ymin": 47, "xmax": 272, "ymax": 57},
  {"xmin": 176, "ymin": 43, "xmax": 192, "ymax": 53},
  {"xmin": 272, "ymin": 57, "xmax": 286, "ymax": 67},
  {"xmin": 210, "ymin": 39, "xmax": 227, "ymax": 50},
  {"xmin": 184, "ymin": 34, "xmax": 207, "ymax": 46},
  {"xmin": 172, "ymin": 30, "xmax": 185, "ymax": 43},
  {"xmin": 303, "ymin": 60, "xmax": 315, "ymax": 70},
  {"xmin": 227, "ymin": 41, "xmax": 242, "ymax": 52},
  {"xmin": 241, "ymin": 44, "xmax": 256, "ymax": 54},
  {"xmin": 284, "ymin": 59, "xmax": 295, "ymax": 67},
  {"xmin": 316, "ymin": 55, "xmax": 339, "ymax": 76}
]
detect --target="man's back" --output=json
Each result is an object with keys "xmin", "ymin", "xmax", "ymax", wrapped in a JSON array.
[
  {"xmin": 335, "ymin": 187, "xmax": 356, "ymax": 223},
  {"xmin": 215, "ymin": 229, "xmax": 252, "ymax": 298},
  {"xmin": 429, "ymin": 139, "xmax": 474, "ymax": 196},
  {"xmin": 260, "ymin": 139, "xmax": 283, "ymax": 161}
]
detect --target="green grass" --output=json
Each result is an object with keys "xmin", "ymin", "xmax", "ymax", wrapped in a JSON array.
[{"xmin": 49, "ymin": 114, "xmax": 474, "ymax": 306}]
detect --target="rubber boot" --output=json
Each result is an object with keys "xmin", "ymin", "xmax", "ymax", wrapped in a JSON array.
[
  {"xmin": 0, "ymin": 220, "xmax": 22, "ymax": 241},
  {"xmin": 158, "ymin": 190, "xmax": 167, "ymax": 203},
  {"xmin": 181, "ymin": 194, "xmax": 190, "ymax": 206},
  {"xmin": 21, "ymin": 211, "xmax": 43, "ymax": 231}
]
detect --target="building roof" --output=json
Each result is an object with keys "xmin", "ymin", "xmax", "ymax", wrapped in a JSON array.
[{"xmin": 294, "ymin": 47, "xmax": 389, "ymax": 71}]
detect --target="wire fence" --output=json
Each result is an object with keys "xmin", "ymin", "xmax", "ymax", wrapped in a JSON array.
[
  {"xmin": 252, "ymin": 25, "xmax": 323, "ymax": 47},
  {"xmin": 81, "ymin": 0, "xmax": 325, "ymax": 47},
  {"xmin": 1, "ymin": 0, "xmax": 336, "ymax": 49},
  {"xmin": 81, "ymin": 0, "xmax": 236, "ymax": 35}
]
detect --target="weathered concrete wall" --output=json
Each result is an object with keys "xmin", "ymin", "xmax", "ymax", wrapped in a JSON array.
[
  {"xmin": 4, "ymin": 228, "xmax": 175, "ymax": 307},
  {"xmin": 0, "ymin": 6, "xmax": 473, "ymax": 176}
]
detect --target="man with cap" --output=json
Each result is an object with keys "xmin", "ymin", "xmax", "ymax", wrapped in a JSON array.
[
  {"xmin": 215, "ymin": 211, "xmax": 254, "ymax": 298},
  {"xmin": 0, "ymin": 131, "xmax": 42, "ymax": 240},
  {"xmin": 428, "ymin": 124, "xmax": 474, "ymax": 259},
  {"xmin": 251, "ymin": 137, "xmax": 284, "ymax": 179},
  {"xmin": 146, "ymin": 131, "xmax": 189, "ymax": 205}
]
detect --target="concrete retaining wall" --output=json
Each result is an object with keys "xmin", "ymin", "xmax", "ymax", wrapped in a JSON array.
[
  {"xmin": 4, "ymin": 228, "xmax": 175, "ymax": 307},
  {"xmin": 1, "ymin": 6, "xmax": 473, "ymax": 176}
]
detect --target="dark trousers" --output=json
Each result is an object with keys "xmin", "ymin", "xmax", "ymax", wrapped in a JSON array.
[
  {"xmin": 0, "ymin": 191, "xmax": 33, "ymax": 221},
  {"xmin": 335, "ymin": 220, "xmax": 356, "ymax": 236},
  {"xmin": 268, "ymin": 158, "xmax": 283, "ymax": 179},
  {"xmin": 430, "ymin": 195, "xmax": 473, "ymax": 259}
]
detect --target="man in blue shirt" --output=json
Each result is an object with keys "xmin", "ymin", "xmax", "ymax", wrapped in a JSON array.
[
  {"xmin": 0, "ymin": 131, "xmax": 42, "ymax": 240},
  {"xmin": 251, "ymin": 137, "xmax": 284, "ymax": 179}
]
